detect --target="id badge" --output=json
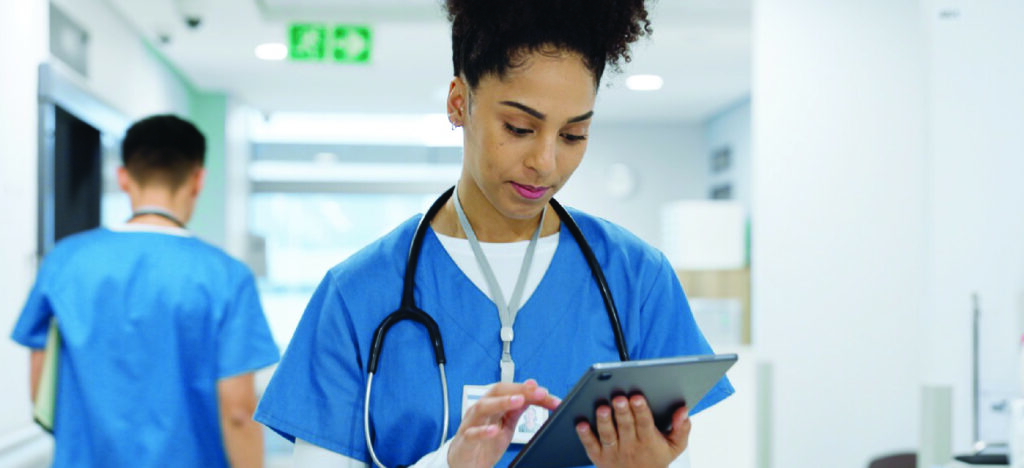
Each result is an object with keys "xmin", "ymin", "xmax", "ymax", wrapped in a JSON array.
[{"xmin": 462, "ymin": 384, "xmax": 550, "ymax": 445}]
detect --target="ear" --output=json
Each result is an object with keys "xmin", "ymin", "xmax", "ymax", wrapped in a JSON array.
[
  {"xmin": 191, "ymin": 168, "xmax": 206, "ymax": 197},
  {"xmin": 446, "ymin": 76, "xmax": 468, "ymax": 127},
  {"xmin": 116, "ymin": 167, "xmax": 132, "ymax": 193}
]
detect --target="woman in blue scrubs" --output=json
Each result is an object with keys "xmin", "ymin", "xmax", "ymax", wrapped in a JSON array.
[{"xmin": 255, "ymin": 1, "xmax": 733, "ymax": 466}]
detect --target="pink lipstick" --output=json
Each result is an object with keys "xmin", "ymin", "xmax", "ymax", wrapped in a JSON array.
[{"xmin": 511, "ymin": 182, "xmax": 548, "ymax": 200}]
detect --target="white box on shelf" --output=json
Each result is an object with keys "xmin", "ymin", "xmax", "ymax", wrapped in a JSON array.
[{"xmin": 661, "ymin": 200, "xmax": 746, "ymax": 270}]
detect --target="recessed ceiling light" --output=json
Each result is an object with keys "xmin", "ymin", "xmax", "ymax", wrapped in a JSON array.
[
  {"xmin": 626, "ymin": 74, "xmax": 664, "ymax": 91},
  {"xmin": 255, "ymin": 43, "xmax": 288, "ymax": 61},
  {"xmin": 313, "ymin": 152, "xmax": 338, "ymax": 164}
]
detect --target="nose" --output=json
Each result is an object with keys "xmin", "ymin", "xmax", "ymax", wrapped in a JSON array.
[{"xmin": 525, "ymin": 135, "xmax": 557, "ymax": 177}]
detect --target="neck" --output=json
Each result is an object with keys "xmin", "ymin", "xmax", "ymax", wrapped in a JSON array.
[
  {"xmin": 129, "ymin": 188, "xmax": 192, "ymax": 228},
  {"xmin": 432, "ymin": 181, "xmax": 558, "ymax": 242}
]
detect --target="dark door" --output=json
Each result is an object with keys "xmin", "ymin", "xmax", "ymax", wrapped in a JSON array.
[{"xmin": 52, "ymin": 105, "xmax": 102, "ymax": 244}]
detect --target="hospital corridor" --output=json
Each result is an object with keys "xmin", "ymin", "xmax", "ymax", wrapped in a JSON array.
[{"xmin": 1, "ymin": 0, "xmax": 1023, "ymax": 467}]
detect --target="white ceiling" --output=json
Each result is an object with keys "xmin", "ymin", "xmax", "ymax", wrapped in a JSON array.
[{"xmin": 105, "ymin": 0, "xmax": 751, "ymax": 123}]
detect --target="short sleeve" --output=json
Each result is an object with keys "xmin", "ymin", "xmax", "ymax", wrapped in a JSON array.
[
  {"xmin": 216, "ymin": 270, "xmax": 280, "ymax": 379},
  {"xmin": 254, "ymin": 272, "xmax": 370, "ymax": 461},
  {"xmin": 636, "ymin": 254, "xmax": 735, "ymax": 416},
  {"xmin": 11, "ymin": 259, "xmax": 57, "ymax": 350}
]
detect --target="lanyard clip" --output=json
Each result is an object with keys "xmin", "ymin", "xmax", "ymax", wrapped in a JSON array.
[{"xmin": 500, "ymin": 358, "xmax": 515, "ymax": 383}]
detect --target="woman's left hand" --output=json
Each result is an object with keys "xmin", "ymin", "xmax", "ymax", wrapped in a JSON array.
[{"xmin": 575, "ymin": 395, "xmax": 690, "ymax": 468}]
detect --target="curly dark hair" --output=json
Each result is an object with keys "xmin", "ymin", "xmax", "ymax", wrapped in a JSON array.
[
  {"xmin": 444, "ymin": 0, "xmax": 653, "ymax": 89},
  {"xmin": 121, "ymin": 114, "xmax": 206, "ymax": 188}
]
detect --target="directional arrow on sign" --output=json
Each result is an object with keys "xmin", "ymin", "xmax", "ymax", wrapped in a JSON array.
[{"xmin": 333, "ymin": 26, "xmax": 372, "ymax": 63}]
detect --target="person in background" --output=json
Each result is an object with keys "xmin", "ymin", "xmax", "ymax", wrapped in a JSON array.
[{"xmin": 11, "ymin": 114, "xmax": 280, "ymax": 468}]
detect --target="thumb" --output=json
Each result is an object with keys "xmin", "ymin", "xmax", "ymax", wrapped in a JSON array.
[{"xmin": 666, "ymin": 406, "xmax": 692, "ymax": 452}]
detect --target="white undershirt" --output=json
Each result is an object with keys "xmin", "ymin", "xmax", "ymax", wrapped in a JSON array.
[
  {"xmin": 108, "ymin": 223, "xmax": 192, "ymax": 237},
  {"xmin": 293, "ymin": 231, "xmax": 690, "ymax": 467},
  {"xmin": 434, "ymin": 231, "xmax": 560, "ymax": 307}
]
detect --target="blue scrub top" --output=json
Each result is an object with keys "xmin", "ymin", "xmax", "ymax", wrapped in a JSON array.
[
  {"xmin": 255, "ymin": 208, "xmax": 733, "ymax": 467},
  {"xmin": 11, "ymin": 227, "xmax": 280, "ymax": 468}
]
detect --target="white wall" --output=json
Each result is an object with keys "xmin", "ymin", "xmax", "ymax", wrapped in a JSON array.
[
  {"xmin": 50, "ymin": 0, "xmax": 190, "ymax": 119},
  {"xmin": 0, "ymin": 0, "xmax": 48, "ymax": 441},
  {"xmin": 922, "ymin": 0, "xmax": 1024, "ymax": 448},
  {"xmin": 752, "ymin": 2, "xmax": 928, "ymax": 467},
  {"xmin": 224, "ymin": 98, "xmax": 255, "ymax": 260},
  {"xmin": 558, "ymin": 122, "xmax": 706, "ymax": 249},
  {"xmin": 705, "ymin": 98, "xmax": 752, "ymax": 210},
  {"xmin": 0, "ymin": 0, "xmax": 192, "ymax": 453}
]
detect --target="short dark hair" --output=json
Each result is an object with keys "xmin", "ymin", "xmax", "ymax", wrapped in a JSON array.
[
  {"xmin": 444, "ymin": 0, "xmax": 652, "ymax": 89},
  {"xmin": 121, "ymin": 114, "xmax": 206, "ymax": 188}
]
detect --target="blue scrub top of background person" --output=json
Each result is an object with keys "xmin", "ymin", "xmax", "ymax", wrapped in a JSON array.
[{"xmin": 11, "ymin": 226, "xmax": 280, "ymax": 468}]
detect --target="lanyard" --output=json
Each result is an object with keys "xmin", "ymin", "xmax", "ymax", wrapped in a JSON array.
[
  {"xmin": 128, "ymin": 205, "xmax": 186, "ymax": 228},
  {"xmin": 453, "ymin": 187, "xmax": 547, "ymax": 383}
]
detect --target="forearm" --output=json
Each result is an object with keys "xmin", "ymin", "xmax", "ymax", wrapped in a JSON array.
[
  {"xmin": 221, "ymin": 409, "xmax": 264, "ymax": 467},
  {"xmin": 221, "ymin": 416, "xmax": 263, "ymax": 467},
  {"xmin": 218, "ymin": 373, "xmax": 263, "ymax": 467}
]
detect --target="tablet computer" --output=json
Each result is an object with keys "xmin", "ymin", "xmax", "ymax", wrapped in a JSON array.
[{"xmin": 509, "ymin": 353, "xmax": 737, "ymax": 468}]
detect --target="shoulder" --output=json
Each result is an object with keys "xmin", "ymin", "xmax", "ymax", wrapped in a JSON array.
[
  {"xmin": 54, "ymin": 228, "xmax": 253, "ymax": 282},
  {"xmin": 46, "ymin": 227, "xmax": 107, "ymax": 255},
  {"xmin": 323, "ymin": 215, "xmax": 420, "ymax": 290},
  {"xmin": 563, "ymin": 207, "xmax": 667, "ymax": 271},
  {"xmin": 39, "ymin": 228, "xmax": 114, "ymax": 273},
  {"xmin": 189, "ymin": 238, "xmax": 257, "ymax": 285}
]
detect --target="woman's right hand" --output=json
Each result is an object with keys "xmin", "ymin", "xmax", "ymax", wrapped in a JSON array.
[{"xmin": 447, "ymin": 379, "xmax": 560, "ymax": 468}]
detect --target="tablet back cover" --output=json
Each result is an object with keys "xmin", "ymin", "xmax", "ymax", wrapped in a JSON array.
[{"xmin": 510, "ymin": 354, "xmax": 736, "ymax": 468}]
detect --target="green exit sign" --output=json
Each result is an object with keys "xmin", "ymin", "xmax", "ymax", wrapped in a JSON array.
[{"xmin": 289, "ymin": 24, "xmax": 373, "ymax": 64}]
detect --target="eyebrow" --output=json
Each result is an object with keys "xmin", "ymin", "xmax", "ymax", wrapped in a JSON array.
[{"xmin": 500, "ymin": 101, "xmax": 594, "ymax": 124}]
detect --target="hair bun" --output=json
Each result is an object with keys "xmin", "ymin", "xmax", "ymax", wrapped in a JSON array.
[{"xmin": 444, "ymin": 0, "xmax": 652, "ymax": 87}]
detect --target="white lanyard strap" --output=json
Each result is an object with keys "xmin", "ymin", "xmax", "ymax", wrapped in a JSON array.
[{"xmin": 453, "ymin": 186, "xmax": 546, "ymax": 383}]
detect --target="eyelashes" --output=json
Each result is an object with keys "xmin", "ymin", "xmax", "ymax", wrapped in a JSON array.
[
  {"xmin": 504, "ymin": 123, "xmax": 532, "ymax": 136},
  {"xmin": 504, "ymin": 123, "xmax": 588, "ymax": 143}
]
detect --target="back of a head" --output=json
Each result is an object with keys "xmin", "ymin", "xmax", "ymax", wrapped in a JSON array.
[
  {"xmin": 121, "ymin": 115, "xmax": 206, "ymax": 189},
  {"xmin": 444, "ymin": 0, "xmax": 653, "ymax": 89}
]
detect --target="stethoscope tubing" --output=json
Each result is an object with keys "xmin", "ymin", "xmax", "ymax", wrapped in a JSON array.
[
  {"xmin": 547, "ymin": 198, "xmax": 630, "ymax": 362},
  {"xmin": 364, "ymin": 365, "xmax": 449, "ymax": 468},
  {"xmin": 365, "ymin": 188, "xmax": 454, "ymax": 468},
  {"xmin": 363, "ymin": 186, "xmax": 628, "ymax": 467}
]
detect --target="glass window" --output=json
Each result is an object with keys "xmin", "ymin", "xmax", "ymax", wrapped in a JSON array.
[{"xmin": 249, "ymin": 192, "xmax": 436, "ymax": 346}]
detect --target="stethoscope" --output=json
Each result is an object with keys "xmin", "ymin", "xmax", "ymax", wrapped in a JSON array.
[
  {"xmin": 127, "ymin": 206, "xmax": 186, "ymax": 228},
  {"xmin": 363, "ymin": 186, "xmax": 630, "ymax": 467}
]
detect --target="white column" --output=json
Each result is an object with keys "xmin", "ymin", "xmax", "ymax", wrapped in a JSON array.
[
  {"xmin": 224, "ymin": 99, "xmax": 254, "ymax": 261},
  {"xmin": 751, "ymin": 1, "xmax": 928, "ymax": 467},
  {"xmin": 921, "ymin": 0, "xmax": 1024, "ymax": 450},
  {"xmin": 0, "ymin": 0, "xmax": 49, "ymax": 437}
]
